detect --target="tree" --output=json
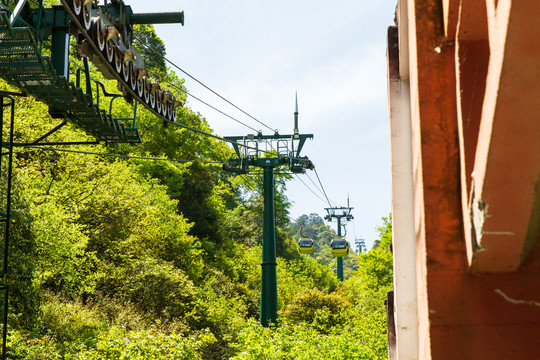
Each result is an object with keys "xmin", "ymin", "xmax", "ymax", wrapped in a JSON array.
[
  {"xmin": 133, "ymin": 24, "xmax": 167, "ymax": 73},
  {"xmin": 372, "ymin": 214, "xmax": 392, "ymax": 251}
]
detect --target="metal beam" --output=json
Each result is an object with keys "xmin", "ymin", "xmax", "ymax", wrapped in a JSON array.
[
  {"xmin": 30, "ymin": 120, "xmax": 67, "ymax": 144},
  {"xmin": 50, "ymin": 6, "xmax": 70, "ymax": 79},
  {"xmin": 129, "ymin": 11, "xmax": 184, "ymax": 26},
  {"xmin": 224, "ymin": 134, "xmax": 313, "ymax": 142},
  {"xmin": 9, "ymin": 0, "xmax": 28, "ymax": 27}
]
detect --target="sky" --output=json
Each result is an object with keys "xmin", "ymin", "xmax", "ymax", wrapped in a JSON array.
[{"xmin": 126, "ymin": 0, "xmax": 396, "ymax": 250}]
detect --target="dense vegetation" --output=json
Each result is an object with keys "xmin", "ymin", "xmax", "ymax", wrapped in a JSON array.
[{"xmin": 0, "ymin": 25, "xmax": 393, "ymax": 359}]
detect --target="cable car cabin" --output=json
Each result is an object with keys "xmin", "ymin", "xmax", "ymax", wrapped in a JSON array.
[
  {"xmin": 331, "ymin": 238, "xmax": 349, "ymax": 257},
  {"xmin": 298, "ymin": 238, "xmax": 314, "ymax": 254}
]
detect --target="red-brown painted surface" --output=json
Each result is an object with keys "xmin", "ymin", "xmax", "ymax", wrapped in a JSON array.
[{"xmin": 391, "ymin": 0, "xmax": 540, "ymax": 358}]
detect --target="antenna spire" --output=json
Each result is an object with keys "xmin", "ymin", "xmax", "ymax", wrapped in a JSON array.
[{"xmin": 294, "ymin": 92, "xmax": 299, "ymax": 134}]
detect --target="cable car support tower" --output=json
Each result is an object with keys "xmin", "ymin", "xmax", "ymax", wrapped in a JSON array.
[
  {"xmin": 324, "ymin": 200, "xmax": 353, "ymax": 281},
  {"xmin": 222, "ymin": 96, "xmax": 314, "ymax": 327}
]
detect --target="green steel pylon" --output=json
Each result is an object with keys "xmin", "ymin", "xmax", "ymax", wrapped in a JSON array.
[
  {"xmin": 223, "ymin": 96, "xmax": 314, "ymax": 327},
  {"xmin": 325, "ymin": 202, "xmax": 354, "ymax": 281}
]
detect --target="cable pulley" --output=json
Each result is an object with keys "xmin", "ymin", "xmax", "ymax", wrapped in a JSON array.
[{"xmin": 62, "ymin": 0, "xmax": 184, "ymax": 124}]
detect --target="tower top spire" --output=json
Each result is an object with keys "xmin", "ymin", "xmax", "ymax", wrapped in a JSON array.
[{"xmin": 294, "ymin": 92, "xmax": 299, "ymax": 134}]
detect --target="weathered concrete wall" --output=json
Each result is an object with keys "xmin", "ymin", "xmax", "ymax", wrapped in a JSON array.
[
  {"xmin": 389, "ymin": 0, "xmax": 540, "ymax": 358},
  {"xmin": 387, "ymin": 24, "xmax": 419, "ymax": 360}
]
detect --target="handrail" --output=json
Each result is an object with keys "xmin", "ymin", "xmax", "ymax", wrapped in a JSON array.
[
  {"xmin": 1, "ymin": 0, "xmax": 46, "ymax": 57},
  {"xmin": 69, "ymin": 60, "xmax": 138, "ymax": 128}
]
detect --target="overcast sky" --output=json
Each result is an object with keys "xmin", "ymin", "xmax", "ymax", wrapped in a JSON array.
[{"xmin": 126, "ymin": 0, "xmax": 396, "ymax": 250}]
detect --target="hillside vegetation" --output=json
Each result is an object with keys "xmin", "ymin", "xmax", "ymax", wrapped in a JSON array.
[{"xmin": 0, "ymin": 26, "xmax": 392, "ymax": 359}]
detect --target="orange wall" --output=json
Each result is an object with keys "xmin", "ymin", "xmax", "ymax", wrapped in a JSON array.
[{"xmin": 394, "ymin": 0, "xmax": 540, "ymax": 358}]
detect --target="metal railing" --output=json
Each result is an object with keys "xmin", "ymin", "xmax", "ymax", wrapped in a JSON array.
[{"xmin": 70, "ymin": 60, "xmax": 138, "ymax": 131}]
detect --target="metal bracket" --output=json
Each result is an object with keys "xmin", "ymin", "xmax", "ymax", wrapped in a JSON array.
[{"xmin": 30, "ymin": 120, "xmax": 67, "ymax": 144}]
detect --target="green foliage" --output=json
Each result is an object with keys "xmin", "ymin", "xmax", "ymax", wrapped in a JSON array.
[
  {"xmin": 7, "ymin": 329, "xmax": 63, "ymax": 360},
  {"xmin": 0, "ymin": 21, "xmax": 393, "ymax": 359},
  {"xmin": 372, "ymin": 214, "xmax": 392, "ymax": 250},
  {"xmin": 277, "ymin": 257, "xmax": 338, "ymax": 307},
  {"xmin": 351, "ymin": 214, "xmax": 393, "ymax": 293},
  {"xmin": 71, "ymin": 327, "xmax": 215, "ymax": 360},
  {"xmin": 279, "ymin": 288, "xmax": 351, "ymax": 331},
  {"xmin": 358, "ymin": 249, "xmax": 393, "ymax": 292},
  {"xmin": 99, "ymin": 258, "xmax": 198, "ymax": 323},
  {"xmin": 230, "ymin": 319, "xmax": 381, "ymax": 360},
  {"xmin": 40, "ymin": 295, "xmax": 106, "ymax": 346},
  {"xmin": 6, "ymin": 327, "xmax": 215, "ymax": 360},
  {"xmin": 4, "ymin": 178, "xmax": 40, "ymax": 328},
  {"xmin": 31, "ymin": 199, "xmax": 95, "ymax": 297},
  {"xmin": 133, "ymin": 24, "xmax": 167, "ymax": 74}
]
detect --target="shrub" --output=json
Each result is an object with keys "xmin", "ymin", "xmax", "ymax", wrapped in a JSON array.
[
  {"xmin": 71, "ymin": 327, "xmax": 215, "ymax": 360},
  {"xmin": 39, "ymin": 295, "xmax": 106, "ymax": 346},
  {"xmin": 279, "ymin": 288, "xmax": 351, "ymax": 332},
  {"xmin": 97, "ymin": 258, "xmax": 199, "ymax": 325},
  {"xmin": 6, "ymin": 329, "xmax": 62, "ymax": 360}
]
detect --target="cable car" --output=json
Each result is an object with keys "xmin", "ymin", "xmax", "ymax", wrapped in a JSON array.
[
  {"xmin": 353, "ymin": 265, "xmax": 359, "ymax": 270},
  {"xmin": 298, "ymin": 238, "xmax": 314, "ymax": 254},
  {"xmin": 331, "ymin": 237, "xmax": 349, "ymax": 257},
  {"xmin": 298, "ymin": 226, "xmax": 314, "ymax": 254}
]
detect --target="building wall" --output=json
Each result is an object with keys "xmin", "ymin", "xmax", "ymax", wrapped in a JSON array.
[
  {"xmin": 387, "ymin": 0, "xmax": 540, "ymax": 359},
  {"xmin": 387, "ymin": 24, "xmax": 419, "ymax": 360}
]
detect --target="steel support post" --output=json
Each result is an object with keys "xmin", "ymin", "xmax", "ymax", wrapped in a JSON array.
[
  {"xmin": 336, "ymin": 217, "xmax": 344, "ymax": 281},
  {"xmin": 260, "ymin": 165, "xmax": 278, "ymax": 327},
  {"xmin": 0, "ymin": 95, "xmax": 5, "ymax": 360},
  {"xmin": 50, "ymin": 6, "xmax": 70, "ymax": 79},
  {"xmin": 224, "ymin": 122, "xmax": 313, "ymax": 328},
  {"xmin": 0, "ymin": 93, "xmax": 15, "ymax": 360}
]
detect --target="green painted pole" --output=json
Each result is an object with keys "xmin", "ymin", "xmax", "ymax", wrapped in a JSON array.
[
  {"xmin": 336, "ymin": 217, "xmax": 344, "ymax": 281},
  {"xmin": 50, "ymin": 6, "xmax": 69, "ymax": 79},
  {"xmin": 0, "ymin": 95, "xmax": 5, "ymax": 360},
  {"xmin": 260, "ymin": 165, "xmax": 278, "ymax": 327},
  {"xmin": 129, "ymin": 11, "xmax": 184, "ymax": 26}
]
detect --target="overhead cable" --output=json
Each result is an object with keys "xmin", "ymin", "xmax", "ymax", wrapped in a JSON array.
[
  {"xmin": 142, "ymin": 69, "xmax": 280, "ymax": 154},
  {"xmin": 294, "ymin": 173, "xmax": 328, "ymax": 205},
  {"xmin": 305, "ymin": 171, "xmax": 331, "ymax": 201},
  {"xmin": 134, "ymin": 38, "xmax": 276, "ymax": 133},
  {"xmin": 184, "ymin": 91, "xmax": 259, "ymax": 132},
  {"xmin": 21, "ymin": 145, "xmax": 223, "ymax": 164},
  {"xmin": 158, "ymin": 114, "xmax": 276, "ymax": 157},
  {"xmin": 313, "ymin": 168, "xmax": 333, "ymax": 208},
  {"xmin": 145, "ymin": 69, "xmax": 259, "ymax": 133}
]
